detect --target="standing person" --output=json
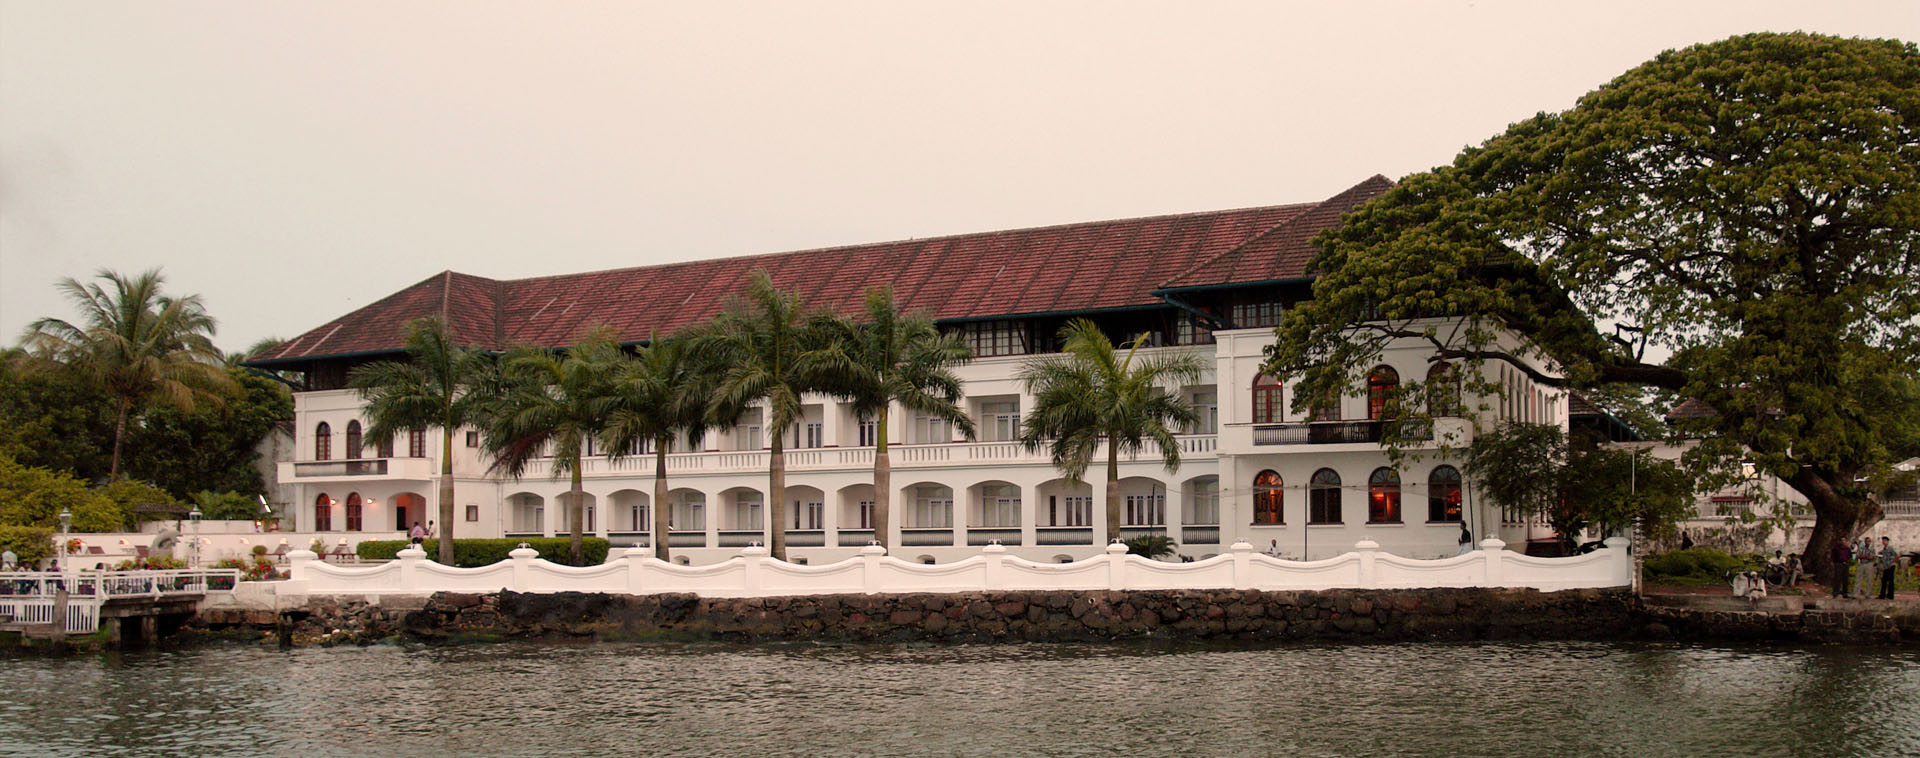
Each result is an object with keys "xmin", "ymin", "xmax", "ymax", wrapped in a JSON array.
[
  {"xmin": 1680, "ymin": 531, "xmax": 1694, "ymax": 550},
  {"xmin": 408, "ymin": 521, "xmax": 426, "ymax": 546},
  {"xmin": 1457, "ymin": 523, "xmax": 1474, "ymax": 556},
  {"xmin": 1855, "ymin": 537, "xmax": 1877, "ymax": 599},
  {"xmin": 0, "ymin": 547, "xmax": 14, "ymax": 570},
  {"xmin": 426, "ymin": 520, "xmax": 436, "ymax": 539},
  {"xmin": 1829, "ymin": 539, "xmax": 1853, "ymax": 598},
  {"xmin": 1878, "ymin": 537, "xmax": 1899, "ymax": 600}
]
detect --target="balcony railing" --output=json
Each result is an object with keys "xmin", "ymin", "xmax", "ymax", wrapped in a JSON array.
[
  {"xmin": 284, "ymin": 456, "xmax": 435, "ymax": 481},
  {"xmin": 1250, "ymin": 421, "xmax": 1432, "ymax": 446},
  {"xmin": 545, "ymin": 435, "xmax": 1217, "ymax": 478}
]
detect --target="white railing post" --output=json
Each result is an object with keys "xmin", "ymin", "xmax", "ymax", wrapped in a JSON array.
[
  {"xmin": 982, "ymin": 542, "xmax": 1006, "ymax": 590},
  {"xmin": 1355, "ymin": 538, "xmax": 1380, "ymax": 588},
  {"xmin": 1479, "ymin": 537, "xmax": 1507, "ymax": 587},
  {"xmin": 288, "ymin": 549, "xmax": 317, "ymax": 580},
  {"xmin": 741, "ymin": 544, "xmax": 769, "ymax": 595},
  {"xmin": 1105, "ymin": 541, "xmax": 1130, "ymax": 590},
  {"xmin": 1229, "ymin": 541, "xmax": 1254, "ymax": 589},
  {"xmin": 860, "ymin": 543, "xmax": 886, "ymax": 594},
  {"xmin": 397, "ymin": 545, "xmax": 426, "ymax": 591},
  {"xmin": 622, "ymin": 547, "xmax": 651, "ymax": 594},
  {"xmin": 1604, "ymin": 536, "xmax": 1632, "ymax": 587},
  {"xmin": 509, "ymin": 544, "xmax": 539, "ymax": 592}
]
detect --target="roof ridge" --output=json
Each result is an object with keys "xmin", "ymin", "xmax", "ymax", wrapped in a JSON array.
[{"xmin": 1157, "ymin": 175, "xmax": 1394, "ymax": 290}]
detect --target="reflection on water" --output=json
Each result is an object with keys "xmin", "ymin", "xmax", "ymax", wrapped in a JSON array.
[{"xmin": 1, "ymin": 639, "xmax": 1916, "ymax": 757}]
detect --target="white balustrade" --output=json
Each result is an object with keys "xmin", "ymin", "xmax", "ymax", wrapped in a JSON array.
[{"xmin": 280, "ymin": 537, "xmax": 1632, "ymax": 599}]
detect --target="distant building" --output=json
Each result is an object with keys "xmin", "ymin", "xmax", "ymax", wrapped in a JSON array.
[{"xmin": 248, "ymin": 176, "xmax": 1571, "ymax": 563}]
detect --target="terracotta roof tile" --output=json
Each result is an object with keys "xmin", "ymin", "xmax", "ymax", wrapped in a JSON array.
[
  {"xmin": 1159, "ymin": 175, "xmax": 1394, "ymax": 290},
  {"xmin": 252, "ymin": 186, "xmax": 1379, "ymax": 363}
]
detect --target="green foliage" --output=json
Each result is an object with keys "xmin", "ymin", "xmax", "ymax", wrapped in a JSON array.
[
  {"xmin": 1465, "ymin": 422, "xmax": 1695, "ymax": 543},
  {"xmin": 1265, "ymin": 33, "xmax": 1920, "ymax": 576},
  {"xmin": 112, "ymin": 554, "xmax": 187, "ymax": 570},
  {"xmin": 0, "ymin": 525, "xmax": 54, "ymax": 565},
  {"xmin": 18, "ymin": 268, "xmax": 236, "ymax": 481},
  {"xmin": 1123, "ymin": 535, "xmax": 1178, "ymax": 559},
  {"xmin": 122, "ymin": 368, "xmax": 289, "ymax": 499},
  {"xmin": 1642, "ymin": 548, "xmax": 1754, "ymax": 587},
  {"xmin": 98, "ymin": 479, "xmax": 181, "ymax": 524},
  {"xmin": 484, "ymin": 328, "xmax": 625, "ymax": 565},
  {"xmin": 0, "ymin": 358, "xmax": 115, "ymax": 481},
  {"xmin": 0, "ymin": 453, "xmax": 131, "ymax": 532},
  {"xmin": 213, "ymin": 556, "xmax": 285, "ymax": 581},
  {"xmin": 354, "ymin": 538, "xmax": 611, "ymax": 567},
  {"xmin": 603, "ymin": 333, "xmax": 718, "ymax": 561},
  {"xmin": 192, "ymin": 490, "xmax": 263, "ymax": 521}
]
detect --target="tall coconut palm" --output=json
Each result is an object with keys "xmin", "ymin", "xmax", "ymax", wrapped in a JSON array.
[
  {"xmin": 603, "ymin": 333, "xmax": 717, "ymax": 561},
  {"xmin": 1017, "ymin": 319, "xmax": 1205, "ymax": 543},
  {"xmin": 19, "ymin": 268, "xmax": 234, "ymax": 481},
  {"xmin": 697, "ymin": 270, "xmax": 831, "ymax": 562},
  {"xmin": 350, "ymin": 317, "xmax": 494, "ymax": 564},
  {"xmin": 809, "ymin": 287, "xmax": 975, "ymax": 549},
  {"xmin": 483, "ymin": 328, "xmax": 625, "ymax": 565}
]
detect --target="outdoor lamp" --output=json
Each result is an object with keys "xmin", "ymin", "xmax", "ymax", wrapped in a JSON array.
[
  {"xmin": 190, "ymin": 506, "xmax": 202, "ymax": 523},
  {"xmin": 58, "ymin": 507, "xmax": 71, "ymax": 533}
]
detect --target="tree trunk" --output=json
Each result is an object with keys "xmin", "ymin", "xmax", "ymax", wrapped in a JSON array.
[
  {"xmin": 769, "ymin": 432, "xmax": 788, "ymax": 562},
  {"xmin": 1793, "ymin": 467, "xmax": 1880, "ymax": 585},
  {"xmin": 438, "ymin": 429, "xmax": 456, "ymax": 564},
  {"xmin": 109, "ymin": 397, "xmax": 131, "ymax": 482},
  {"xmin": 652, "ymin": 439, "xmax": 671, "ymax": 561},
  {"xmin": 1105, "ymin": 438, "xmax": 1121, "ymax": 545},
  {"xmin": 568, "ymin": 463, "xmax": 586, "ymax": 565},
  {"xmin": 872, "ymin": 412, "xmax": 891, "ymax": 551}
]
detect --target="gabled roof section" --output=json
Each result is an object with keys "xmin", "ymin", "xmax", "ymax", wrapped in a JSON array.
[
  {"xmin": 251, "ymin": 271, "xmax": 503, "ymax": 362},
  {"xmin": 252, "ymin": 182, "xmax": 1393, "ymax": 363},
  {"xmin": 1156, "ymin": 175, "xmax": 1394, "ymax": 291}
]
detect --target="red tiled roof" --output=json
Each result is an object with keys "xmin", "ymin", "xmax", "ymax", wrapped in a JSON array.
[
  {"xmin": 254, "ymin": 179, "xmax": 1388, "ymax": 363},
  {"xmin": 1157, "ymin": 175, "xmax": 1394, "ymax": 290},
  {"xmin": 1665, "ymin": 398, "xmax": 1720, "ymax": 421}
]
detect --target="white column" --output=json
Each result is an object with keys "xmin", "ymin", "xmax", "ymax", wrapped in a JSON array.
[
  {"xmin": 593, "ymin": 495, "xmax": 607, "ymax": 539},
  {"xmin": 1091, "ymin": 477, "xmax": 1110, "ymax": 546},
  {"xmin": 822, "ymin": 397, "xmax": 844, "ymax": 448},
  {"xmin": 703, "ymin": 490, "xmax": 719, "ymax": 549},
  {"xmin": 1020, "ymin": 483, "xmax": 1039, "ymax": 549},
  {"xmin": 1166, "ymin": 481, "xmax": 1185, "ymax": 550},
  {"xmin": 542, "ymin": 495, "xmax": 557, "ymax": 538},
  {"xmin": 952, "ymin": 481, "xmax": 967, "ymax": 548},
  {"xmin": 824, "ymin": 486, "xmax": 840, "ymax": 548}
]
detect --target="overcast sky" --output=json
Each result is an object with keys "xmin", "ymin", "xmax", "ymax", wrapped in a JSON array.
[{"xmin": 3, "ymin": 1, "xmax": 1916, "ymax": 354}]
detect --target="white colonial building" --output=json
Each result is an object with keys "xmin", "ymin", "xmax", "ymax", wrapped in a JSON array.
[{"xmin": 250, "ymin": 176, "xmax": 1569, "ymax": 564}]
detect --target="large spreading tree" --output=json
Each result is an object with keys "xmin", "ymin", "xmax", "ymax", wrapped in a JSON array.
[{"xmin": 1264, "ymin": 33, "xmax": 1920, "ymax": 581}]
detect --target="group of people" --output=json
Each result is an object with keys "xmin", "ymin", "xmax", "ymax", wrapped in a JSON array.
[
  {"xmin": 408, "ymin": 520, "xmax": 436, "ymax": 545},
  {"xmin": 1828, "ymin": 535, "xmax": 1903, "ymax": 600}
]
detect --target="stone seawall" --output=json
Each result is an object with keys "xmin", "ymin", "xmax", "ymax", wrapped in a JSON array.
[{"xmin": 269, "ymin": 587, "xmax": 1639, "ymax": 646}]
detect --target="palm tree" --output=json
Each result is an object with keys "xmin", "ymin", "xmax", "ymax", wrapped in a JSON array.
[
  {"xmin": 809, "ymin": 287, "xmax": 975, "ymax": 549},
  {"xmin": 350, "ymin": 317, "xmax": 494, "ymax": 564},
  {"xmin": 697, "ymin": 270, "xmax": 831, "ymax": 562},
  {"xmin": 1017, "ymin": 319, "xmax": 1205, "ymax": 544},
  {"xmin": 20, "ymin": 268, "xmax": 234, "ymax": 481},
  {"xmin": 481, "ymin": 328, "xmax": 626, "ymax": 565},
  {"xmin": 604, "ymin": 334, "xmax": 717, "ymax": 561}
]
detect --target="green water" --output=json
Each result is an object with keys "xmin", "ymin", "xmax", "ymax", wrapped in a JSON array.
[{"xmin": 2, "ymin": 640, "xmax": 1916, "ymax": 757}]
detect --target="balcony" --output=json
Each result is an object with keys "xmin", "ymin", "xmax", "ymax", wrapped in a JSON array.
[
  {"xmin": 281, "ymin": 456, "xmax": 437, "ymax": 483},
  {"xmin": 535, "ymin": 435, "xmax": 1218, "ymax": 479},
  {"xmin": 1250, "ymin": 421, "xmax": 1432, "ymax": 446}
]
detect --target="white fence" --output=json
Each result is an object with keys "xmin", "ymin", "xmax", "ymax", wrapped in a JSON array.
[
  {"xmin": 0, "ymin": 569, "xmax": 242, "ymax": 634},
  {"xmin": 282, "ymin": 537, "xmax": 1632, "ymax": 599}
]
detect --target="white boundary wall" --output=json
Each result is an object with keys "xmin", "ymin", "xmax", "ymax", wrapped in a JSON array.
[{"xmin": 280, "ymin": 537, "xmax": 1631, "ymax": 599}]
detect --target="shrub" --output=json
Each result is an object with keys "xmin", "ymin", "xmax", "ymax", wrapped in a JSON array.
[
  {"xmin": 1643, "ymin": 547, "xmax": 1754, "ymax": 586},
  {"xmin": 215, "ymin": 556, "xmax": 285, "ymax": 581},
  {"xmin": 1123, "ymin": 535, "xmax": 1178, "ymax": 559},
  {"xmin": 0, "ymin": 525, "xmax": 53, "ymax": 565},
  {"xmin": 355, "ymin": 538, "xmax": 612, "ymax": 567},
  {"xmin": 112, "ymin": 554, "xmax": 188, "ymax": 570}
]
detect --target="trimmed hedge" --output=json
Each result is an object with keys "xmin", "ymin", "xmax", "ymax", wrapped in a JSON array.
[
  {"xmin": 355, "ymin": 538, "xmax": 611, "ymax": 567},
  {"xmin": 1643, "ymin": 547, "xmax": 1756, "ymax": 587}
]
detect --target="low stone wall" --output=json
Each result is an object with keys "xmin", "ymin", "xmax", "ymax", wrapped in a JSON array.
[{"xmin": 266, "ymin": 587, "xmax": 1638, "ymax": 646}]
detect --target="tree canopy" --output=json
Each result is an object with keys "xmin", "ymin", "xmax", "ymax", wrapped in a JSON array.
[{"xmin": 1265, "ymin": 33, "xmax": 1920, "ymax": 577}]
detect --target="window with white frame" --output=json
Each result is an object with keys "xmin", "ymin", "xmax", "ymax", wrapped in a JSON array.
[
  {"xmin": 791, "ymin": 499, "xmax": 823, "ymax": 530},
  {"xmin": 1231, "ymin": 301, "xmax": 1283, "ymax": 328},
  {"xmin": 669, "ymin": 494, "xmax": 705, "ymax": 531},
  {"xmin": 727, "ymin": 494, "xmax": 763, "ymax": 530},
  {"xmin": 629, "ymin": 503, "xmax": 650, "ymax": 532},
  {"xmin": 791, "ymin": 422, "xmax": 823, "ymax": 449},
  {"xmin": 916, "ymin": 415, "xmax": 952, "ymax": 444},
  {"xmin": 743, "ymin": 424, "xmax": 764, "ymax": 450},
  {"xmin": 909, "ymin": 486, "xmax": 953, "ymax": 528},
  {"xmin": 1175, "ymin": 316, "xmax": 1214, "ymax": 346},
  {"xmin": 982, "ymin": 400, "xmax": 1020, "ymax": 442},
  {"xmin": 1187, "ymin": 389, "xmax": 1217, "ymax": 433},
  {"xmin": 1047, "ymin": 495, "xmax": 1092, "ymax": 527},
  {"xmin": 856, "ymin": 499, "xmax": 874, "ymax": 529},
  {"xmin": 1189, "ymin": 478, "xmax": 1219, "ymax": 525},
  {"xmin": 1125, "ymin": 492, "xmax": 1165, "ymax": 527},
  {"xmin": 858, "ymin": 419, "xmax": 877, "ymax": 447},
  {"xmin": 960, "ymin": 320, "xmax": 1029, "ymax": 357},
  {"xmin": 975, "ymin": 484, "xmax": 1020, "ymax": 527}
]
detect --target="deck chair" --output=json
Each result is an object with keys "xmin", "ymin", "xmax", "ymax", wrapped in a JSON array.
[{"xmin": 87, "ymin": 546, "xmax": 105, "ymax": 555}]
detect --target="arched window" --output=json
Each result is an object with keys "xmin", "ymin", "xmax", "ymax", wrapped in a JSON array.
[
  {"xmin": 314, "ymin": 493, "xmax": 333, "ymax": 532},
  {"xmin": 344, "ymin": 492, "xmax": 363, "ymax": 531},
  {"xmin": 345, "ymin": 421, "xmax": 363, "ymax": 460},
  {"xmin": 1253, "ymin": 470, "xmax": 1284, "ymax": 525},
  {"xmin": 1427, "ymin": 363, "xmax": 1462, "ymax": 417},
  {"xmin": 1429, "ymin": 465, "xmax": 1463, "ymax": 522},
  {"xmin": 1309, "ymin": 468, "xmax": 1341, "ymax": 524},
  {"xmin": 408, "ymin": 429, "xmax": 426, "ymax": 458},
  {"xmin": 315, "ymin": 422, "xmax": 332, "ymax": 461},
  {"xmin": 1367, "ymin": 366, "xmax": 1399, "ymax": 420},
  {"xmin": 1251, "ymin": 374, "xmax": 1283, "ymax": 424},
  {"xmin": 1368, "ymin": 467, "xmax": 1401, "ymax": 524}
]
